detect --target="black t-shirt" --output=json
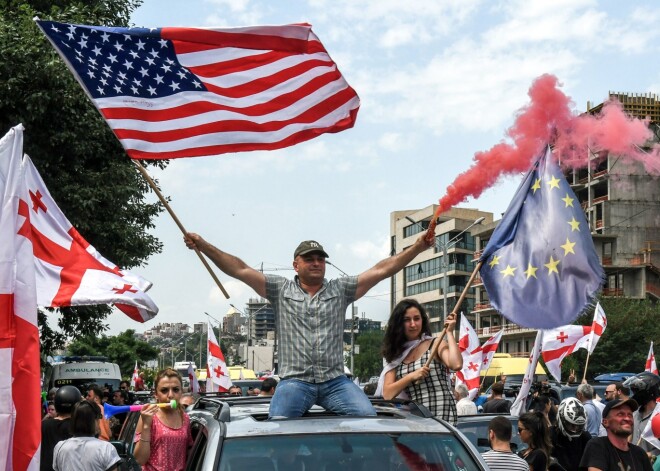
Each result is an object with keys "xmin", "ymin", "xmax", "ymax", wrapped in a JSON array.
[
  {"xmin": 482, "ymin": 398, "xmax": 511, "ymax": 413},
  {"xmin": 579, "ymin": 436, "xmax": 652, "ymax": 471},
  {"xmin": 519, "ymin": 447, "xmax": 547, "ymax": 471},
  {"xmin": 550, "ymin": 426, "xmax": 591, "ymax": 471},
  {"xmin": 40, "ymin": 418, "xmax": 71, "ymax": 471}
]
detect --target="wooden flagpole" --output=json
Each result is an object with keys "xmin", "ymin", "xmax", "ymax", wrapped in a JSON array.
[
  {"xmin": 133, "ymin": 161, "xmax": 230, "ymax": 299},
  {"xmin": 420, "ymin": 260, "xmax": 485, "ymax": 375},
  {"xmin": 582, "ymin": 351, "xmax": 592, "ymax": 383}
]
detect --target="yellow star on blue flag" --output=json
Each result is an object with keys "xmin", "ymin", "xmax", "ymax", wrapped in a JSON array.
[{"xmin": 478, "ymin": 146, "xmax": 604, "ymax": 328}]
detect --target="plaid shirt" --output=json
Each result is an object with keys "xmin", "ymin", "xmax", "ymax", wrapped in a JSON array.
[{"xmin": 265, "ymin": 274, "xmax": 357, "ymax": 382}]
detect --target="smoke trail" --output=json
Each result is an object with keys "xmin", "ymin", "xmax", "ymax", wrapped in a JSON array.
[{"xmin": 434, "ymin": 74, "xmax": 660, "ymax": 216}]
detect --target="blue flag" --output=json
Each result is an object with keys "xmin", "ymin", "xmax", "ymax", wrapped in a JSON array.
[{"xmin": 479, "ymin": 146, "xmax": 604, "ymax": 328}]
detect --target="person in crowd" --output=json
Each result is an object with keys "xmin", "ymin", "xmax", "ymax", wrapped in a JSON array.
[
  {"xmin": 579, "ymin": 397, "xmax": 652, "ymax": 471},
  {"xmin": 260, "ymin": 377, "xmax": 278, "ymax": 397},
  {"xmin": 550, "ymin": 397, "xmax": 591, "ymax": 471},
  {"xmin": 517, "ymin": 411, "xmax": 552, "ymax": 471},
  {"xmin": 362, "ymin": 382, "xmax": 377, "ymax": 396},
  {"xmin": 377, "ymin": 298, "xmax": 462, "ymax": 424},
  {"xmin": 109, "ymin": 389, "xmax": 129, "ymax": 439},
  {"xmin": 532, "ymin": 395, "xmax": 553, "ymax": 427},
  {"xmin": 185, "ymin": 232, "xmax": 433, "ymax": 418},
  {"xmin": 482, "ymin": 416, "xmax": 530, "ymax": 471},
  {"xmin": 454, "ymin": 384, "xmax": 477, "ymax": 416},
  {"xmin": 483, "ymin": 381, "xmax": 511, "ymax": 414},
  {"xmin": 43, "ymin": 401, "xmax": 57, "ymax": 420},
  {"xmin": 615, "ymin": 381, "xmax": 631, "ymax": 401},
  {"xmin": 119, "ymin": 380, "xmax": 135, "ymax": 403},
  {"xmin": 53, "ymin": 399, "xmax": 122, "ymax": 471},
  {"xmin": 135, "ymin": 372, "xmax": 145, "ymax": 391},
  {"xmin": 86, "ymin": 383, "xmax": 112, "ymax": 441},
  {"xmin": 41, "ymin": 385, "xmax": 82, "ymax": 471},
  {"xmin": 134, "ymin": 368, "xmax": 193, "ymax": 471},
  {"xmin": 180, "ymin": 392, "xmax": 196, "ymax": 408},
  {"xmin": 228, "ymin": 385, "xmax": 243, "ymax": 396},
  {"xmin": 603, "ymin": 383, "xmax": 617, "ymax": 404},
  {"xmin": 577, "ymin": 383, "xmax": 602, "ymax": 438},
  {"xmin": 626, "ymin": 372, "xmax": 660, "ymax": 460}
]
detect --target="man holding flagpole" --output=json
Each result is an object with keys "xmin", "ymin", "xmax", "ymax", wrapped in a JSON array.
[{"xmin": 185, "ymin": 233, "xmax": 433, "ymax": 418}]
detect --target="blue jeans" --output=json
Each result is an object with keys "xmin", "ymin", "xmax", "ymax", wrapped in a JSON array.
[{"xmin": 269, "ymin": 375, "xmax": 376, "ymax": 418}]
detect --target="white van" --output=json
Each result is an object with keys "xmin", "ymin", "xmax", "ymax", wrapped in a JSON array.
[{"xmin": 45, "ymin": 356, "xmax": 122, "ymax": 393}]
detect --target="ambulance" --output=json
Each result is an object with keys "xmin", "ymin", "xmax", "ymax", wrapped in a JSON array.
[{"xmin": 44, "ymin": 356, "xmax": 122, "ymax": 393}]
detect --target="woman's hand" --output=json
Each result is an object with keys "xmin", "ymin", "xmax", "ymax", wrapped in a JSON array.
[
  {"xmin": 412, "ymin": 366, "xmax": 431, "ymax": 382},
  {"xmin": 444, "ymin": 312, "xmax": 457, "ymax": 331},
  {"xmin": 140, "ymin": 403, "xmax": 159, "ymax": 427}
]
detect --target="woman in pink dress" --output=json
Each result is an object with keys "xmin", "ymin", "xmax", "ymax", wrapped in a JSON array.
[{"xmin": 134, "ymin": 368, "xmax": 193, "ymax": 471}]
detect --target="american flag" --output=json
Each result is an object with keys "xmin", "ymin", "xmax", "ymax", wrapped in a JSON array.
[{"xmin": 36, "ymin": 20, "xmax": 360, "ymax": 159}]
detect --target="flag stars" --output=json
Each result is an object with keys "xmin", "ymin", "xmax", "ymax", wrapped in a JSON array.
[
  {"xmin": 500, "ymin": 265, "xmax": 517, "ymax": 278},
  {"xmin": 149, "ymin": 49, "xmax": 159, "ymax": 58},
  {"xmin": 108, "ymin": 53, "xmax": 118, "ymax": 63},
  {"xmin": 489, "ymin": 255, "xmax": 501, "ymax": 269},
  {"xmin": 113, "ymin": 41, "xmax": 124, "ymax": 52},
  {"xmin": 561, "ymin": 238, "xmax": 576, "ymax": 255},
  {"xmin": 147, "ymin": 85, "xmax": 157, "ymax": 95},
  {"xmin": 139, "ymin": 67, "xmax": 150, "ymax": 77},
  {"xmin": 92, "ymin": 45, "xmax": 102, "ymax": 56},
  {"xmin": 123, "ymin": 59, "xmax": 134, "ymax": 70},
  {"xmin": 78, "ymin": 37, "xmax": 88, "ymax": 49},
  {"xmin": 561, "ymin": 194, "xmax": 574, "ymax": 207},
  {"xmin": 567, "ymin": 217, "xmax": 581, "ymax": 232},
  {"xmin": 154, "ymin": 74, "xmax": 164, "ymax": 84},
  {"xmin": 176, "ymin": 69, "xmax": 187, "ymax": 80},
  {"xmin": 544, "ymin": 256, "xmax": 560, "ymax": 275},
  {"xmin": 135, "ymin": 39, "xmax": 146, "ymax": 50},
  {"xmin": 101, "ymin": 31, "xmax": 110, "ymax": 42},
  {"xmin": 524, "ymin": 263, "xmax": 538, "ymax": 279},
  {"xmin": 129, "ymin": 50, "xmax": 139, "ymax": 59},
  {"xmin": 546, "ymin": 175, "xmax": 561, "ymax": 190},
  {"xmin": 159, "ymin": 39, "xmax": 168, "ymax": 48},
  {"xmin": 531, "ymin": 178, "xmax": 541, "ymax": 194},
  {"xmin": 161, "ymin": 63, "xmax": 172, "ymax": 73},
  {"xmin": 169, "ymin": 81, "xmax": 181, "ymax": 91}
]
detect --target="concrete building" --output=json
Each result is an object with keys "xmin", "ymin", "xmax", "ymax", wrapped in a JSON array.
[
  {"xmin": 246, "ymin": 298, "xmax": 275, "ymax": 342},
  {"xmin": 390, "ymin": 206, "xmax": 494, "ymax": 333},
  {"xmin": 222, "ymin": 306, "xmax": 244, "ymax": 335}
]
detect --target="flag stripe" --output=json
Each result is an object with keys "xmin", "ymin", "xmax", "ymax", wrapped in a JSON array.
[{"xmin": 36, "ymin": 20, "xmax": 359, "ymax": 160}]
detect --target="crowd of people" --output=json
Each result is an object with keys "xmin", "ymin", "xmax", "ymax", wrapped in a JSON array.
[{"xmin": 38, "ymin": 235, "xmax": 660, "ymax": 470}]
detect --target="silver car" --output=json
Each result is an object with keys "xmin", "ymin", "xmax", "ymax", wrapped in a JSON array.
[{"xmin": 184, "ymin": 396, "xmax": 488, "ymax": 471}]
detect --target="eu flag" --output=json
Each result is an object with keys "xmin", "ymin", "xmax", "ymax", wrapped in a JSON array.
[{"xmin": 479, "ymin": 146, "xmax": 604, "ymax": 329}]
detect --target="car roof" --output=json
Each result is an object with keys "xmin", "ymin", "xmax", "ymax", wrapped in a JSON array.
[{"xmin": 189, "ymin": 397, "xmax": 456, "ymax": 438}]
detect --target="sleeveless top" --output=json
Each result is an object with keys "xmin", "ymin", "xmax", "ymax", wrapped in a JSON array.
[
  {"xmin": 396, "ymin": 339, "xmax": 458, "ymax": 424},
  {"xmin": 135, "ymin": 412, "xmax": 193, "ymax": 471}
]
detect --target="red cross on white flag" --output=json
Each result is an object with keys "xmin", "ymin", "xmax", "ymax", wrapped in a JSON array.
[
  {"xmin": 207, "ymin": 320, "xmax": 231, "ymax": 391},
  {"xmin": 20, "ymin": 155, "xmax": 158, "ymax": 322},
  {"xmin": 646, "ymin": 342, "xmax": 658, "ymax": 375}
]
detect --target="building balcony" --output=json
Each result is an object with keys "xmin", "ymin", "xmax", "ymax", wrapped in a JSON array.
[
  {"xmin": 472, "ymin": 302, "xmax": 493, "ymax": 312},
  {"xmin": 602, "ymin": 287, "xmax": 624, "ymax": 297},
  {"xmin": 477, "ymin": 324, "xmax": 536, "ymax": 337}
]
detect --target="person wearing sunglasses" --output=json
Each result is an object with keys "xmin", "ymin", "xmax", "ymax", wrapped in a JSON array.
[
  {"xmin": 517, "ymin": 411, "xmax": 552, "ymax": 471},
  {"xmin": 134, "ymin": 368, "xmax": 193, "ymax": 471}
]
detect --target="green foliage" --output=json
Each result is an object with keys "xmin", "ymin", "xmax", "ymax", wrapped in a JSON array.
[
  {"xmin": 67, "ymin": 329, "xmax": 158, "ymax": 378},
  {"xmin": 0, "ymin": 0, "xmax": 167, "ymax": 354},
  {"xmin": 561, "ymin": 298, "xmax": 660, "ymax": 380},
  {"xmin": 352, "ymin": 330, "xmax": 385, "ymax": 380}
]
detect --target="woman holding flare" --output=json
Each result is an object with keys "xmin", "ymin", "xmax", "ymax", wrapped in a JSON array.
[{"xmin": 377, "ymin": 298, "xmax": 462, "ymax": 424}]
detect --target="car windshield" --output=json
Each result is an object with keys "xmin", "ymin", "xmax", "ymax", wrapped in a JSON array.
[
  {"xmin": 456, "ymin": 418, "xmax": 527, "ymax": 454},
  {"xmin": 217, "ymin": 433, "xmax": 478, "ymax": 471}
]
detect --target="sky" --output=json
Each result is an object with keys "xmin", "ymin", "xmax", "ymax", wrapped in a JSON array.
[{"xmin": 101, "ymin": 0, "xmax": 660, "ymax": 335}]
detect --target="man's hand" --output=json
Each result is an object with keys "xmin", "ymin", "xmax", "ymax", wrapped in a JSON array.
[{"xmin": 184, "ymin": 232, "xmax": 205, "ymax": 251}]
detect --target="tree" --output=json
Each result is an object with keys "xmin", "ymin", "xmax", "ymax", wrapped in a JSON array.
[
  {"xmin": 0, "ymin": 0, "xmax": 166, "ymax": 355},
  {"xmin": 68, "ymin": 329, "xmax": 159, "ymax": 378},
  {"xmin": 561, "ymin": 298, "xmax": 660, "ymax": 380},
  {"xmin": 352, "ymin": 330, "xmax": 385, "ymax": 381}
]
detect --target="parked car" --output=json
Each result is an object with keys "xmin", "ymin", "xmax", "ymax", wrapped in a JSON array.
[
  {"xmin": 456, "ymin": 413, "xmax": 528, "ymax": 454},
  {"xmin": 594, "ymin": 373, "xmax": 636, "ymax": 383},
  {"xmin": 232, "ymin": 379, "xmax": 264, "ymax": 396}
]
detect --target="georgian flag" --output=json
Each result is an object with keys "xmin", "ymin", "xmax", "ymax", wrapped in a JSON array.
[
  {"xmin": 455, "ymin": 316, "xmax": 483, "ymax": 400},
  {"xmin": 646, "ymin": 342, "xmax": 658, "ymax": 375},
  {"xmin": 207, "ymin": 320, "xmax": 231, "ymax": 391},
  {"xmin": 584, "ymin": 302, "xmax": 607, "ymax": 354},
  {"xmin": 0, "ymin": 125, "xmax": 41, "ymax": 470},
  {"xmin": 481, "ymin": 329, "xmax": 503, "ymax": 373},
  {"xmin": 130, "ymin": 361, "xmax": 138, "ymax": 389},
  {"xmin": 511, "ymin": 330, "xmax": 544, "ymax": 417},
  {"xmin": 21, "ymin": 156, "xmax": 158, "ymax": 322},
  {"xmin": 187, "ymin": 362, "xmax": 199, "ymax": 394}
]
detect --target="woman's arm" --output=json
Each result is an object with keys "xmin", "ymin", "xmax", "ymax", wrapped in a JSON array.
[
  {"xmin": 382, "ymin": 366, "xmax": 430, "ymax": 400},
  {"xmin": 133, "ymin": 404, "xmax": 158, "ymax": 465},
  {"xmin": 436, "ymin": 314, "xmax": 462, "ymax": 371}
]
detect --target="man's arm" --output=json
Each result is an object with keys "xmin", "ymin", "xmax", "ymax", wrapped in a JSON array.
[
  {"xmin": 185, "ymin": 233, "xmax": 266, "ymax": 297},
  {"xmin": 355, "ymin": 235, "xmax": 432, "ymax": 300}
]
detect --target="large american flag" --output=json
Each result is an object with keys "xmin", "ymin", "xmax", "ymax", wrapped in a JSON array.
[{"xmin": 36, "ymin": 20, "xmax": 360, "ymax": 159}]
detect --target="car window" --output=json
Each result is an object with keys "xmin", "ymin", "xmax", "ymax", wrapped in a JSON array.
[
  {"xmin": 216, "ymin": 433, "xmax": 479, "ymax": 471},
  {"xmin": 187, "ymin": 422, "xmax": 209, "ymax": 471}
]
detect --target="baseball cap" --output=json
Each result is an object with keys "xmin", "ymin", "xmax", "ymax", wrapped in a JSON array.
[
  {"xmin": 294, "ymin": 240, "xmax": 329, "ymax": 259},
  {"xmin": 602, "ymin": 398, "xmax": 638, "ymax": 418}
]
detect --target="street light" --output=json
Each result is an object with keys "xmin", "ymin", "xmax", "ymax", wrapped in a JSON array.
[
  {"xmin": 326, "ymin": 261, "xmax": 357, "ymax": 375},
  {"xmin": 405, "ymin": 215, "xmax": 485, "ymax": 323}
]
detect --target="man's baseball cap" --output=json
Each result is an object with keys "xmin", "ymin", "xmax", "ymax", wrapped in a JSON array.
[
  {"xmin": 602, "ymin": 398, "xmax": 638, "ymax": 418},
  {"xmin": 294, "ymin": 240, "xmax": 329, "ymax": 258}
]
